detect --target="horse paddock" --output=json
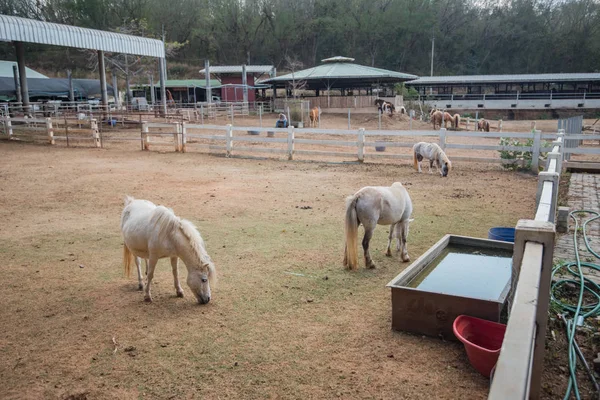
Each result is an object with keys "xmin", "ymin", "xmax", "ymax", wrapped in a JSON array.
[{"xmin": 0, "ymin": 141, "xmax": 538, "ymax": 399}]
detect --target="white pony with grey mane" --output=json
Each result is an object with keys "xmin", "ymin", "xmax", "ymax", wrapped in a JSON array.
[
  {"xmin": 121, "ymin": 196, "xmax": 216, "ymax": 304},
  {"xmin": 413, "ymin": 141, "xmax": 452, "ymax": 177},
  {"xmin": 343, "ymin": 182, "xmax": 413, "ymax": 270}
]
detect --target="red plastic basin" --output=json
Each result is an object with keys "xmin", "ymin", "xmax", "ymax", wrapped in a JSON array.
[{"xmin": 453, "ymin": 315, "xmax": 507, "ymax": 378}]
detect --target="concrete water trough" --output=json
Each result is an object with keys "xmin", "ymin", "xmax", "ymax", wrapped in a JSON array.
[{"xmin": 386, "ymin": 234, "xmax": 513, "ymax": 340}]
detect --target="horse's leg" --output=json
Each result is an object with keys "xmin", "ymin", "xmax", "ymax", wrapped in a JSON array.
[
  {"xmin": 144, "ymin": 257, "xmax": 158, "ymax": 302},
  {"xmin": 171, "ymin": 257, "xmax": 184, "ymax": 298},
  {"xmin": 386, "ymin": 223, "xmax": 396, "ymax": 257},
  {"xmin": 144, "ymin": 259, "xmax": 149, "ymax": 276},
  {"xmin": 428, "ymin": 159, "xmax": 434, "ymax": 174},
  {"xmin": 135, "ymin": 257, "xmax": 143, "ymax": 291},
  {"xmin": 400, "ymin": 221, "xmax": 410, "ymax": 262},
  {"xmin": 362, "ymin": 221, "xmax": 377, "ymax": 269}
]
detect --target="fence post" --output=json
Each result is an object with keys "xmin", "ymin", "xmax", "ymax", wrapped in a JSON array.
[
  {"xmin": 259, "ymin": 105, "xmax": 263, "ymax": 128},
  {"xmin": 141, "ymin": 121, "xmax": 149, "ymax": 150},
  {"xmin": 200, "ymin": 105, "xmax": 204, "ymax": 125},
  {"xmin": 531, "ymin": 130, "xmax": 541, "ymax": 172},
  {"xmin": 439, "ymin": 128, "xmax": 447, "ymax": 150},
  {"xmin": 46, "ymin": 117, "xmax": 54, "ymax": 145},
  {"xmin": 287, "ymin": 125, "xmax": 295, "ymax": 160},
  {"xmin": 5, "ymin": 115, "xmax": 12, "ymax": 137},
  {"xmin": 91, "ymin": 119, "xmax": 100, "ymax": 148},
  {"xmin": 504, "ymin": 220, "xmax": 555, "ymax": 400},
  {"xmin": 498, "ymin": 119, "xmax": 503, "ymax": 132},
  {"xmin": 226, "ymin": 124, "xmax": 233, "ymax": 157},
  {"xmin": 348, "ymin": 108, "xmax": 351, "ymax": 130},
  {"xmin": 174, "ymin": 122, "xmax": 181, "ymax": 152},
  {"xmin": 181, "ymin": 121, "xmax": 187, "ymax": 153},
  {"xmin": 358, "ymin": 128, "xmax": 365, "ymax": 162}
]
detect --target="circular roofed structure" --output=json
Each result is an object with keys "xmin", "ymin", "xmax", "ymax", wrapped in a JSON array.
[{"xmin": 259, "ymin": 56, "xmax": 417, "ymax": 91}]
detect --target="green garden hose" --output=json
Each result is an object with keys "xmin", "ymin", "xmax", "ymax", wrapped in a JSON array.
[{"xmin": 551, "ymin": 210, "xmax": 600, "ymax": 400}]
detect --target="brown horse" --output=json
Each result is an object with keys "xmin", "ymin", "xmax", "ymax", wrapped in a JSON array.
[
  {"xmin": 431, "ymin": 110, "xmax": 443, "ymax": 129},
  {"xmin": 309, "ymin": 107, "xmax": 321, "ymax": 127},
  {"xmin": 443, "ymin": 112, "xmax": 454, "ymax": 128},
  {"xmin": 477, "ymin": 119, "xmax": 490, "ymax": 132}
]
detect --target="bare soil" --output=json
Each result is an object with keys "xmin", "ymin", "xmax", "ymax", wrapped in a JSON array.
[{"xmin": 0, "ymin": 135, "xmax": 538, "ymax": 399}]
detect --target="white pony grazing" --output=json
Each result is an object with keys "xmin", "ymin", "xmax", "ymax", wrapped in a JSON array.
[
  {"xmin": 413, "ymin": 142, "xmax": 452, "ymax": 177},
  {"xmin": 343, "ymin": 182, "xmax": 413, "ymax": 270},
  {"xmin": 121, "ymin": 196, "xmax": 216, "ymax": 304}
]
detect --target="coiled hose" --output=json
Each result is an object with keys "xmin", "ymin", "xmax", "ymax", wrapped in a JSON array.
[{"xmin": 551, "ymin": 210, "xmax": 600, "ymax": 400}]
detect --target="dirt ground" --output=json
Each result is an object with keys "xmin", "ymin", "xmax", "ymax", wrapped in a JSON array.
[{"xmin": 0, "ymin": 135, "xmax": 539, "ymax": 399}]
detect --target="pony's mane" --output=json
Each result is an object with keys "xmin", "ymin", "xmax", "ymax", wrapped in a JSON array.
[{"xmin": 151, "ymin": 206, "xmax": 216, "ymax": 281}]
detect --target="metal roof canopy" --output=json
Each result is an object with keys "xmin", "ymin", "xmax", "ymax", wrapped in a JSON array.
[
  {"xmin": 259, "ymin": 56, "xmax": 417, "ymax": 89},
  {"xmin": 406, "ymin": 73, "xmax": 600, "ymax": 86},
  {"xmin": 199, "ymin": 65, "xmax": 274, "ymax": 75},
  {"xmin": 0, "ymin": 15, "xmax": 165, "ymax": 57}
]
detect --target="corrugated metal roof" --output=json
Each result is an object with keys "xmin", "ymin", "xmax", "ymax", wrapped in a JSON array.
[
  {"xmin": 260, "ymin": 62, "xmax": 416, "ymax": 83},
  {"xmin": 0, "ymin": 60, "xmax": 48, "ymax": 78},
  {"xmin": 199, "ymin": 65, "xmax": 274, "ymax": 74},
  {"xmin": 0, "ymin": 15, "xmax": 165, "ymax": 58},
  {"xmin": 135, "ymin": 79, "xmax": 222, "ymax": 89},
  {"xmin": 406, "ymin": 73, "xmax": 600, "ymax": 85}
]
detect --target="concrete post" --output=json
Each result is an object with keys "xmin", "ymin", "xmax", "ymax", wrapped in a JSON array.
[
  {"xmin": 508, "ymin": 220, "xmax": 555, "ymax": 400},
  {"xmin": 112, "ymin": 72, "xmax": 120, "ymax": 109},
  {"xmin": 439, "ymin": 128, "xmax": 447, "ymax": 150},
  {"xmin": 98, "ymin": 50, "xmax": 108, "ymax": 115},
  {"xmin": 91, "ymin": 119, "xmax": 100, "ymax": 148},
  {"xmin": 242, "ymin": 64, "xmax": 248, "ymax": 105},
  {"xmin": 5, "ymin": 115, "xmax": 13, "ymax": 137},
  {"xmin": 226, "ymin": 124, "xmax": 233, "ymax": 157},
  {"xmin": 14, "ymin": 41, "xmax": 30, "ymax": 115},
  {"xmin": 557, "ymin": 207, "xmax": 570, "ymax": 234},
  {"xmin": 205, "ymin": 60, "xmax": 211, "ymax": 104},
  {"xmin": 68, "ymin": 69, "xmax": 75, "ymax": 104},
  {"xmin": 358, "ymin": 128, "xmax": 365, "ymax": 162},
  {"xmin": 12, "ymin": 65, "xmax": 22, "ymax": 105},
  {"xmin": 181, "ymin": 122, "xmax": 187, "ymax": 153},
  {"xmin": 531, "ymin": 130, "xmax": 541, "ymax": 172},
  {"xmin": 46, "ymin": 118, "xmax": 54, "ymax": 145},
  {"xmin": 159, "ymin": 57, "xmax": 168, "ymax": 117},
  {"xmin": 141, "ymin": 121, "xmax": 149, "ymax": 150},
  {"xmin": 287, "ymin": 126, "xmax": 294, "ymax": 160}
]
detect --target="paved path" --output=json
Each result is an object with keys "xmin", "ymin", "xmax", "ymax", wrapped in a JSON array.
[{"xmin": 554, "ymin": 173, "xmax": 600, "ymax": 280}]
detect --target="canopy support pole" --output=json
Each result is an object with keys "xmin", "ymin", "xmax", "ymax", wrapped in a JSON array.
[{"xmin": 14, "ymin": 41, "xmax": 30, "ymax": 115}]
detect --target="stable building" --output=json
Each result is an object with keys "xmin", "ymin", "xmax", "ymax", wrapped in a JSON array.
[
  {"xmin": 199, "ymin": 65, "xmax": 275, "ymax": 103},
  {"xmin": 405, "ymin": 74, "xmax": 600, "ymax": 111}
]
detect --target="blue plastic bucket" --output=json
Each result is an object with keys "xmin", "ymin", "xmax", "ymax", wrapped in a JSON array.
[{"xmin": 488, "ymin": 227, "xmax": 515, "ymax": 243}]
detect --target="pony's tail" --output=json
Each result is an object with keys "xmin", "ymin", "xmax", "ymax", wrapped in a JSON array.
[
  {"xmin": 344, "ymin": 195, "xmax": 360, "ymax": 270},
  {"xmin": 454, "ymin": 114, "xmax": 460, "ymax": 129},
  {"xmin": 413, "ymin": 147, "xmax": 419, "ymax": 171},
  {"xmin": 123, "ymin": 243, "xmax": 134, "ymax": 278}
]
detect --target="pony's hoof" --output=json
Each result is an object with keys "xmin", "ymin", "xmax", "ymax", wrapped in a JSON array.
[
  {"xmin": 367, "ymin": 262, "xmax": 376, "ymax": 269},
  {"xmin": 138, "ymin": 284, "xmax": 144, "ymax": 291},
  {"xmin": 402, "ymin": 256, "xmax": 411, "ymax": 263},
  {"xmin": 144, "ymin": 296, "xmax": 153, "ymax": 303},
  {"xmin": 176, "ymin": 291, "xmax": 184, "ymax": 298},
  {"xmin": 385, "ymin": 250, "xmax": 392, "ymax": 257}
]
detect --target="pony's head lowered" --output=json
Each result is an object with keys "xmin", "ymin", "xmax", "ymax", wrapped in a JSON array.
[
  {"xmin": 179, "ymin": 219, "xmax": 216, "ymax": 304},
  {"xmin": 439, "ymin": 151, "xmax": 452, "ymax": 177}
]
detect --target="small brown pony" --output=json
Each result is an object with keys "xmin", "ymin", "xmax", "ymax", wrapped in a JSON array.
[
  {"xmin": 309, "ymin": 107, "xmax": 321, "ymax": 127},
  {"xmin": 477, "ymin": 119, "xmax": 490, "ymax": 132}
]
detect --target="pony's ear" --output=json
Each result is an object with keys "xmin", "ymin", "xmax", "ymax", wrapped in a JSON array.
[{"xmin": 124, "ymin": 195, "xmax": 134, "ymax": 206}]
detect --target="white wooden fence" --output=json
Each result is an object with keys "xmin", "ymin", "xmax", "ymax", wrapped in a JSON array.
[
  {"xmin": 135, "ymin": 122, "xmax": 568, "ymax": 171},
  {"xmin": 489, "ymin": 132, "xmax": 564, "ymax": 399},
  {"xmin": 1, "ymin": 115, "xmax": 100, "ymax": 147}
]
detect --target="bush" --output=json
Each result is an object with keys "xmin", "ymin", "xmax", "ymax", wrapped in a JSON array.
[{"xmin": 498, "ymin": 137, "xmax": 549, "ymax": 171}]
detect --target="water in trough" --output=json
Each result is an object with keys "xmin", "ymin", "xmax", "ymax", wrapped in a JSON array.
[{"xmin": 407, "ymin": 245, "xmax": 512, "ymax": 301}]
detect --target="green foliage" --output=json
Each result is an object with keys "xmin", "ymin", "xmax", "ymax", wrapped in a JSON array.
[
  {"xmin": 498, "ymin": 137, "xmax": 550, "ymax": 171},
  {"xmin": 2, "ymin": 0, "xmax": 600, "ymax": 80},
  {"xmin": 394, "ymin": 83, "xmax": 419, "ymax": 99}
]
